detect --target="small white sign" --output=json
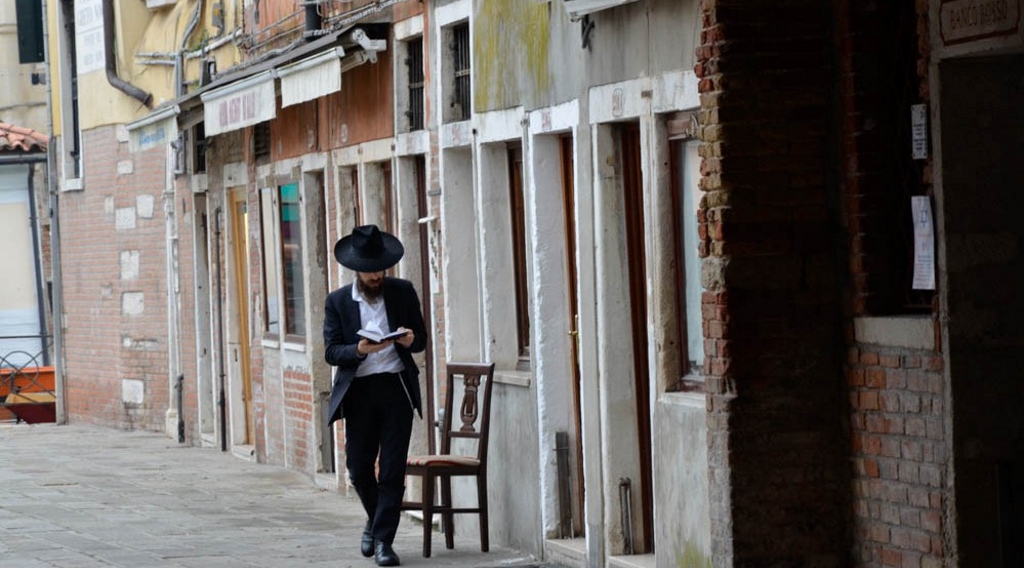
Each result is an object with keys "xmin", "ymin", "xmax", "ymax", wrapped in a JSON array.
[
  {"xmin": 940, "ymin": 0, "xmax": 1021, "ymax": 45},
  {"xmin": 911, "ymin": 196, "xmax": 936, "ymax": 290},
  {"xmin": 911, "ymin": 104, "xmax": 929, "ymax": 160},
  {"xmin": 75, "ymin": 0, "xmax": 105, "ymax": 74}
]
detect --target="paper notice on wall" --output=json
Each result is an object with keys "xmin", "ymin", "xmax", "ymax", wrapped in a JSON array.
[{"xmin": 912, "ymin": 195, "xmax": 936, "ymax": 290}]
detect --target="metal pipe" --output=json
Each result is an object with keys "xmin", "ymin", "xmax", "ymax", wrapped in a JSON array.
[
  {"xmin": 176, "ymin": 374, "xmax": 185, "ymax": 443},
  {"xmin": 303, "ymin": 0, "xmax": 323, "ymax": 40},
  {"xmin": 184, "ymin": 29, "xmax": 243, "ymax": 60},
  {"xmin": 619, "ymin": 478, "xmax": 634, "ymax": 555},
  {"xmin": 555, "ymin": 431, "xmax": 574, "ymax": 538},
  {"xmin": 174, "ymin": 0, "xmax": 202, "ymax": 100},
  {"xmin": 39, "ymin": 0, "xmax": 66, "ymax": 425},
  {"xmin": 24, "ymin": 167, "xmax": 50, "ymax": 366},
  {"xmin": 0, "ymin": 155, "xmax": 47, "ymax": 165},
  {"xmin": 214, "ymin": 207, "xmax": 227, "ymax": 451},
  {"xmin": 102, "ymin": 0, "xmax": 152, "ymax": 107}
]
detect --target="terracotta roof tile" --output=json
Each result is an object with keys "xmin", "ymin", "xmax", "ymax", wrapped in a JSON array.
[{"xmin": 0, "ymin": 122, "xmax": 49, "ymax": 154}]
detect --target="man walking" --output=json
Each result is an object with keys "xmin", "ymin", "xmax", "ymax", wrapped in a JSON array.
[{"xmin": 323, "ymin": 224, "xmax": 427, "ymax": 567}]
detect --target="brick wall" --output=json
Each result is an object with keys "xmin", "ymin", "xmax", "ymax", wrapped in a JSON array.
[
  {"xmin": 283, "ymin": 367, "xmax": 315, "ymax": 471},
  {"xmin": 838, "ymin": 1, "xmax": 947, "ymax": 566},
  {"xmin": 61, "ymin": 126, "xmax": 170, "ymax": 431},
  {"xmin": 697, "ymin": 0, "xmax": 850, "ymax": 564},
  {"xmin": 848, "ymin": 345, "xmax": 946, "ymax": 567}
]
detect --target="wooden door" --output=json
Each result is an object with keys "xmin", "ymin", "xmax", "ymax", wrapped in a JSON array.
[
  {"xmin": 621, "ymin": 124, "xmax": 653, "ymax": 552},
  {"xmin": 230, "ymin": 190, "xmax": 253, "ymax": 444}
]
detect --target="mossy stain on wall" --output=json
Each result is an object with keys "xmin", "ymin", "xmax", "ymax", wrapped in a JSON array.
[
  {"xmin": 677, "ymin": 541, "xmax": 712, "ymax": 568},
  {"xmin": 475, "ymin": 0, "xmax": 550, "ymax": 112}
]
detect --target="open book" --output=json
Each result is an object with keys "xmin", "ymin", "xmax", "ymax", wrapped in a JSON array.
[{"xmin": 357, "ymin": 328, "xmax": 409, "ymax": 344}]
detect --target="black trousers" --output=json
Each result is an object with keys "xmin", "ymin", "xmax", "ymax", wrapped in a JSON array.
[{"xmin": 343, "ymin": 372, "xmax": 414, "ymax": 545}]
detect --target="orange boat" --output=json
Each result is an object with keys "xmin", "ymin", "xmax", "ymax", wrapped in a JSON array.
[{"xmin": 0, "ymin": 365, "xmax": 56, "ymax": 424}]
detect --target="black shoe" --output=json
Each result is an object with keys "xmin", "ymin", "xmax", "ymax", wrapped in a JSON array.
[
  {"xmin": 374, "ymin": 542, "xmax": 400, "ymax": 567},
  {"xmin": 360, "ymin": 522, "xmax": 374, "ymax": 558}
]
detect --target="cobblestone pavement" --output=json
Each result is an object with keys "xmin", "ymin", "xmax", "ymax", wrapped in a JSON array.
[{"xmin": 0, "ymin": 423, "xmax": 554, "ymax": 568}]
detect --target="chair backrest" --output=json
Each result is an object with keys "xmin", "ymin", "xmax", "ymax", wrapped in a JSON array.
[{"xmin": 439, "ymin": 362, "xmax": 496, "ymax": 463}]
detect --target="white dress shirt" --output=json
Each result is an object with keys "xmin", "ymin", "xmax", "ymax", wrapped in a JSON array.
[{"xmin": 352, "ymin": 283, "xmax": 406, "ymax": 377}]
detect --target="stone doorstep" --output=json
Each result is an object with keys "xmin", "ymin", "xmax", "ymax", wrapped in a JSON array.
[
  {"xmin": 543, "ymin": 537, "xmax": 586, "ymax": 568},
  {"xmin": 608, "ymin": 552, "xmax": 656, "ymax": 568}
]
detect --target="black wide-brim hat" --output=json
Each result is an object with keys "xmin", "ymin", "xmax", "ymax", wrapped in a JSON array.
[{"xmin": 334, "ymin": 224, "xmax": 404, "ymax": 272}]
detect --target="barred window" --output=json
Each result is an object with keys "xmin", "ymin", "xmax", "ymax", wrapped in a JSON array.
[
  {"xmin": 406, "ymin": 37, "xmax": 424, "ymax": 131},
  {"xmin": 452, "ymin": 23, "xmax": 470, "ymax": 122}
]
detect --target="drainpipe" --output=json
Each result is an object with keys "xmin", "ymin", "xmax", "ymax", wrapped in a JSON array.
[
  {"xmin": 39, "ymin": 0, "xmax": 66, "ymax": 424},
  {"xmin": 177, "ymin": 0, "xmax": 203, "ymax": 97},
  {"xmin": 214, "ymin": 207, "xmax": 227, "ymax": 451},
  {"xmin": 103, "ymin": 0, "xmax": 153, "ymax": 107},
  {"xmin": 25, "ymin": 165, "xmax": 50, "ymax": 367}
]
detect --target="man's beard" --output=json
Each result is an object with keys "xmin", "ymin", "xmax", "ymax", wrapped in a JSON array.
[{"xmin": 358, "ymin": 276, "xmax": 382, "ymax": 302}]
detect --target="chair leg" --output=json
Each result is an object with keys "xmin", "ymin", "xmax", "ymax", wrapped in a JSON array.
[
  {"xmin": 477, "ymin": 473, "xmax": 489, "ymax": 552},
  {"xmin": 441, "ymin": 475, "xmax": 455, "ymax": 550},
  {"xmin": 422, "ymin": 473, "xmax": 434, "ymax": 558}
]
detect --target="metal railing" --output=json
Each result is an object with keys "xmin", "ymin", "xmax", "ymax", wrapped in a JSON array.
[{"xmin": 1, "ymin": 334, "xmax": 56, "ymax": 412}]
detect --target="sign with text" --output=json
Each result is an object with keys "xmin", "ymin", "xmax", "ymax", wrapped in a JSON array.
[
  {"xmin": 75, "ymin": 0, "xmax": 104, "ymax": 74},
  {"xmin": 940, "ymin": 0, "xmax": 1021, "ymax": 45},
  {"xmin": 201, "ymin": 73, "xmax": 276, "ymax": 136}
]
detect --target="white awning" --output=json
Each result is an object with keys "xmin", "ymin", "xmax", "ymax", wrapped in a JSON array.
[
  {"xmin": 278, "ymin": 47, "xmax": 346, "ymax": 108},
  {"xmin": 200, "ymin": 71, "xmax": 277, "ymax": 136},
  {"xmin": 278, "ymin": 29, "xmax": 386, "ymax": 108},
  {"xmin": 564, "ymin": 0, "xmax": 640, "ymax": 20},
  {"xmin": 125, "ymin": 104, "xmax": 180, "ymax": 153}
]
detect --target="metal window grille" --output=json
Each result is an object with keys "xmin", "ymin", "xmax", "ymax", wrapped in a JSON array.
[
  {"xmin": 452, "ymin": 23, "xmax": 470, "ymax": 121},
  {"xmin": 406, "ymin": 38, "xmax": 424, "ymax": 131}
]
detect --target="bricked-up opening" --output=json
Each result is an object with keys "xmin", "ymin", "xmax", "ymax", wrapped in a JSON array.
[{"xmin": 841, "ymin": 0, "xmax": 931, "ymax": 315}]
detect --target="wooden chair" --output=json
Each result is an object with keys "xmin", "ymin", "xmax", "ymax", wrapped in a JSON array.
[{"xmin": 402, "ymin": 362, "xmax": 495, "ymax": 557}]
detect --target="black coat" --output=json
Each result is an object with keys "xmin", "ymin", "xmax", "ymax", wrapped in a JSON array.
[{"xmin": 323, "ymin": 277, "xmax": 427, "ymax": 426}]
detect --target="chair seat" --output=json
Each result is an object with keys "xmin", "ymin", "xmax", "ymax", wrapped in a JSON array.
[{"xmin": 407, "ymin": 454, "xmax": 480, "ymax": 467}]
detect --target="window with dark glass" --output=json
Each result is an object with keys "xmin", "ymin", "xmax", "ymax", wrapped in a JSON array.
[
  {"xmin": 193, "ymin": 123, "xmax": 207, "ymax": 174},
  {"xmin": 60, "ymin": 0, "xmax": 81, "ymax": 179},
  {"xmin": 279, "ymin": 183, "xmax": 306, "ymax": 338},
  {"xmin": 254, "ymin": 122, "xmax": 271, "ymax": 163}
]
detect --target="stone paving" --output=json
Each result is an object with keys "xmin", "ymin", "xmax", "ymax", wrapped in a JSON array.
[{"xmin": 0, "ymin": 423, "xmax": 554, "ymax": 568}]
